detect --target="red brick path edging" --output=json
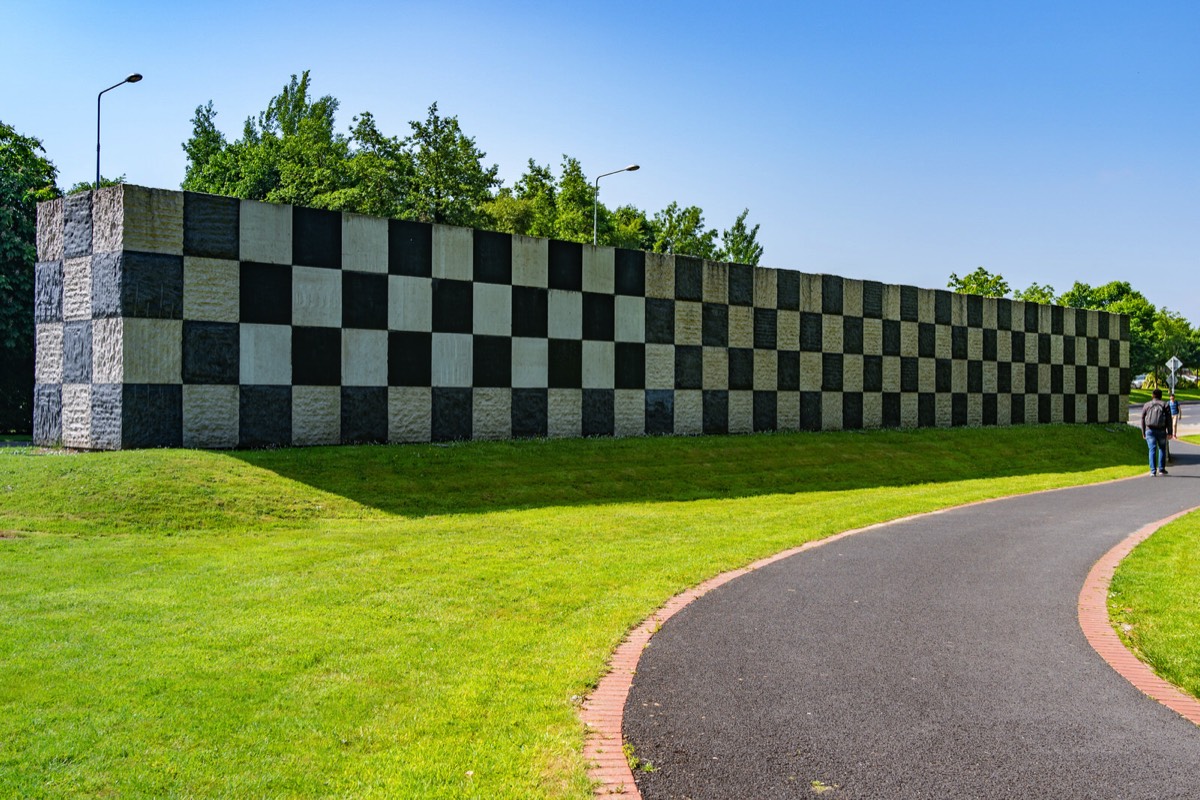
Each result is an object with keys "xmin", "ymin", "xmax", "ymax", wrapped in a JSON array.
[{"xmin": 1078, "ymin": 505, "xmax": 1200, "ymax": 727}]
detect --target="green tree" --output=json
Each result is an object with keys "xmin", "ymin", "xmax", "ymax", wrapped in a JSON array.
[
  {"xmin": 1152, "ymin": 309, "xmax": 1193, "ymax": 384},
  {"xmin": 405, "ymin": 102, "xmax": 500, "ymax": 227},
  {"xmin": 1058, "ymin": 280, "xmax": 1158, "ymax": 374},
  {"xmin": 552, "ymin": 156, "xmax": 595, "ymax": 244},
  {"xmin": 1013, "ymin": 282, "xmax": 1055, "ymax": 304},
  {"xmin": 652, "ymin": 202, "xmax": 718, "ymax": 258},
  {"xmin": 608, "ymin": 204, "xmax": 654, "ymax": 250},
  {"xmin": 717, "ymin": 208, "xmax": 763, "ymax": 266},
  {"xmin": 331, "ymin": 112, "xmax": 415, "ymax": 218},
  {"xmin": 0, "ymin": 121, "xmax": 60, "ymax": 433},
  {"xmin": 947, "ymin": 267, "xmax": 1009, "ymax": 298}
]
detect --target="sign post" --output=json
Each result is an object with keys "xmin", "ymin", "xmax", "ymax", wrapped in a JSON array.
[{"xmin": 1167, "ymin": 355, "xmax": 1183, "ymax": 393}]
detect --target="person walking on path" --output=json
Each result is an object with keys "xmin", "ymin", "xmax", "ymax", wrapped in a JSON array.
[
  {"xmin": 1167, "ymin": 392, "xmax": 1182, "ymax": 464},
  {"xmin": 1142, "ymin": 388, "xmax": 1173, "ymax": 475}
]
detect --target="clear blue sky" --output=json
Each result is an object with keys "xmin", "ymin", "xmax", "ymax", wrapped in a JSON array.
[{"xmin": 5, "ymin": 1, "xmax": 1198, "ymax": 323}]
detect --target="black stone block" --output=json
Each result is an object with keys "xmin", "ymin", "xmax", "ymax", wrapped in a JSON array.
[
  {"xmin": 182, "ymin": 321, "xmax": 239, "ymax": 384},
  {"xmin": 883, "ymin": 319, "xmax": 900, "ymax": 356},
  {"xmin": 882, "ymin": 393, "xmax": 901, "ymax": 428},
  {"xmin": 343, "ymin": 271, "xmax": 388, "ymax": 330},
  {"xmin": 843, "ymin": 316, "xmax": 863, "ymax": 355},
  {"xmin": 388, "ymin": 331, "xmax": 432, "ymax": 386},
  {"xmin": 1010, "ymin": 394, "xmax": 1026, "ymax": 425},
  {"xmin": 123, "ymin": 252, "xmax": 184, "ymax": 319},
  {"xmin": 473, "ymin": 335, "xmax": 512, "ymax": 388},
  {"xmin": 703, "ymin": 390, "xmax": 728, "ymax": 435},
  {"xmin": 645, "ymin": 389, "xmax": 674, "ymax": 435},
  {"xmin": 511, "ymin": 286, "xmax": 548, "ymax": 338},
  {"xmin": 389, "ymin": 219, "xmax": 432, "ymax": 277},
  {"xmin": 1063, "ymin": 395, "xmax": 1076, "ymax": 424},
  {"xmin": 645, "ymin": 298, "xmax": 675, "ymax": 344},
  {"xmin": 983, "ymin": 394, "xmax": 998, "ymax": 426},
  {"xmin": 293, "ymin": 206, "xmax": 341, "ymax": 269},
  {"xmin": 821, "ymin": 275, "xmax": 843, "ymax": 315},
  {"xmin": 675, "ymin": 257, "xmax": 702, "ymax": 301},
  {"xmin": 1063, "ymin": 336, "xmax": 1076, "ymax": 365},
  {"xmin": 675, "ymin": 345, "xmax": 702, "ymax": 390},
  {"xmin": 35, "ymin": 261, "xmax": 64, "ymax": 323},
  {"xmin": 800, "ymin": 391, "xmax": 822, "ymax": 431},
  {"xmin": 1086, "ymin": 338, "xmax": 1099, "ymax": 367},
  {"xmin": 473, "ymin": 229, "xmax": 512, "ymax": 284},
  {"xmin": 1098, "ymin": 313, "xmax": 1109, "ymax": 339},
  {"xmin": 1051, "ymin": 305, "xmax": 1064, "ymax": 335},
  {"xmin": 512, "ymin": 388, "xmax": 548, "ymax": 438},
  {"xmin": 1039, "ymin": 394, "xmax": 1052, "ymax": 424},
  {"xmin": 778, "ymin": 351, "xmax": 800, "ymax": 392},
  {"xmin": 341, "ymin": 386, "xmax": 387, "ymax": 444},
  {"xmin": 777, "ymin": 269, "xmax": 800, "ymax": 310},
  {"xmin": 90, "ymin": 383, "xmax": 123, "ymax": 450},
  {"xmin": 122, "ymin": 384, "xmax": 183, "ymax": 448},
  {"xmin": 918, "ymin": 393, "xmax": 936, "ymax": 427},
  {"xmin": 900, "ymin": 357, "xmax": 919, "ymax": 393},
  {"xmin": 1075, "ymin": 365, "xmax": 1088, "ymax": 394},
  {"xmin": 952, "ymin": 394, "xmax": 968, "ymax": 426},
  {"xmin": 90, "ymin": 252, "xmax": 122, "ymax": 319},
  {"xmin": 729, "ymin": 264, "xmax": 753, "ymax": 306},
  {"xmin": 582, "ymin": 389, "xmax": 614, "ymax": 437},
  {"xmin": 240, "ymin": 262, "xmax": 291, "ymax": 325},
  {"xmin": 918, "ymin": 323, "xmax": 935, "ymax": 358},
  {"xmin": 997, "ymin": 362, "xmax": 1012, "ymax": 394},
  {"xmin": 240, "ymin": 385, "xmax": 292, "ymax": 447},
  {"xmin": 432, "ymin": 279, "xmax": 473, "ymax": 334},
  {"xmin": 754, "ymin": 308, "xmax": 778, "ymax": 350},
  {"xmin": 1024, "ymin": 302, "xmax": 1040, "ymax": 333},
  {"xmin": 548, "ymin": 338, "xmax": 582, "ymax": 388},
  {"xmin": 935, "ymin": 359, "xmax": 952, "ymax": 393},
  {"xmin": 934, "ymin": 291, "xmax": 952, "ymax": 325},
  {"xmin": 1119, "ymin": 315, "xmax": 1130, "ymax": 340},
  {"xmin": 702, "ymin": 303, "xmax": 728, "ymax": 347},
  {"xmin": 583, "ymin": 292, "xmax": 615, "ymax": 340},
  {"xmin": 863, "ymin": 281, "xmax": 883, "ymax": 319},
  {"xmin": 900, "ymin": 285, "xmax": 919, "ymax": 322},
  {"xmin": 62, "ymin": 320, "xmax": 92, "ymax": 383},
  {"xmin": 997, "ymin": 299, "xmax": 1012, "ymax": 331},
  {"xmin": 33, "ymin": 384, "xmax": 62, "ymax": 446},
  {"xmin": 183, "ymin": 192, "xmax": 239, "ymax": 259},
  {"xmin": 1086, "ymin": 394, "xmax": 1099, "ymax": 424},
  {"xmin": 1098, "ymin": 368, "xmax": 1109, "ymax": 396},
  {"xmin": 967, "ymin": 295, "xmax": 983, "ymax": 328},
  {"xmin": 983, "ymin": 329, "xmax": 997, "ymax": 361},
  {"xmin": 1108, "ymin": 395, "xmax": 1119, "ymax": 424},
  {"xmin": 799, "ymin": 313, "xmax": 822, "ymax": 352},
  {"xmin": 614, "ymin": 249, "xmax": 646, "ymax": 296},
  {"xmin": 753, "ymin": 391, "xmax": 777, "ymax": 432},
  {"xmin": 1051, "ymin": 364, "xmax": 1064, "ymax": 394},
  {"xmin": 615, "ymin": 342, "xmax": 645, "ymax": 390},
  {"xmin": 1109, "ymin": 340, "xmax": 1120, "ymax": 369},
  {"xmin": 730, "ymin": 348, "xmax": 754, "ymax": 390},
  {"xmin": 1038, "ymin": 333, "xmax": 1051, "ymax": 364},
  {"xmin": 1010, "ymin": 331, "xmax": 1025, "ymax": 363},
  {"xmin": 292, "ymin": 326, "xmax": 341, "ymax": 386},
  {"xmin": 1025, "ymin": 363, "xmax": 1039, "ymax": 393},
  {"xmin": 821, "ymin": 352, "xmax": 843, "ymax": 392},
  {"xmin": 863, "ymin": 355, "xmax": 883, "ymax": 392},
  {"xmin": 967, "ymin": 360, "xmax": 983, "ymax": 393},
  {"xmin": 842, "ymin": 392, "xmax": 863, "ymax": 430},
  {"xmin": 63, "ymin": 192, "xmax": 92, "ymax": 259},
  {"xmin": 431, "ymin": 387, "xmax": 472, "ymax": 442},
  {"xmin": 951, "ymin": 326, "xmax": 967, "ymax": 360},
  {"xmin": 548, "ymin": 240, "xmax": 582, "ymax": 291}
]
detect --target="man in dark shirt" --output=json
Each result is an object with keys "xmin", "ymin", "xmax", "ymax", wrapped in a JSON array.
[{"xmin": 1141, "ymin": 388, "xmax": 1173, "ymax": 476}]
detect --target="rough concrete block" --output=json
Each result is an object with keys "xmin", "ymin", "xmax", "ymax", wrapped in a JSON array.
[
  {"xmin": 290, "ymin": 386, "xmax": 341, "ymax": 446},
  {"xmin": 511, "ymin": 337, "xmax": 548, "ymax": 388},
  {"xmin": 388, "ymin": 275, "xmax": 432, "ymax": 332},
  {"xmin": 33, "ymin": 383, "xmax": 63, "ymax": 446},
  {"xmin": 388, "ymin": 387, "xmax": 432, "ymax": 443},
  {"xmin": 240, "ymin": 200, "xmax": 292, "ymax": 265},
  {"xmin": 62, "ymin": 192, "xmax": 92, "ymax": 259},
  {"xmin": 180, "ymin": 384, "xmax": 238, "ymax": 448},
  {"xmin": 511, "ymin": 235, "xmax": 548, "ymax": 288},
  {"xmin": 123, "ymin": 318, "xmax": 182, "ymax": 384},
  {"xmin": 62, "ymin": 383, "xmax": 92, "ymax": 449},
  {"xmin": 547, "ymin": 388, "xmax": 582, "ymax": 438},
  {"xmin": 91, "ymin": 317, "xmax": 123, "ymax": 384},
  {"xmin": 614, "ymin": 389, "xmax": 644, "ymax": 437},
  {"xmin": 342, "ymin": 213, "xmax": 388, "ymax": 273},
  {"xmin": 292, "ymin": 265, "xmax": 342, "ymax": 327},
  {"xmin": 183, "ymin": 257, "xmax": 239, "ymax": 322},
  {"xmin": 472, "ymin": 387, "xmax": 511, "ymax": 440},
  {"xmin": 582, "ymin": 245, "xmax": 614, "ymax": 294},
  {"xmin": 473, "ymin": 282, "xmax": 512, "ymax": 336},
  {"xmin": 582, "ymin": 341, "xmax": 614, "ymax": 389},
  {"xmin": 431, "ymin": 224, "xmax": 472, "ymax": 281},
  {"xmin": 342, "ymin": 329, "xmax": 388, "ymax": 387},
  {"xmin": 63, "ymin": 256, "xmax": 92, "ymax": 321},
  {"xmin": 431, "ymin": 333, "xmax": 472, "ymax": 387},
  {"xmin": 239, "ymin": 323, "xmax": 291, "ymax": 385},
  {"xmin": 35, "ymin": 323, "xmax": 64, "ymax": 384},
  {"xmin": 35, "ymin": 260, "xmax": 64, "ymax": 323},
  {"xmin": 37, "ymin": 197, "xmax": 64, "ymax": 262}
]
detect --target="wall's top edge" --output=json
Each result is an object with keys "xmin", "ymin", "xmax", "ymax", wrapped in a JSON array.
[{"xmin": 37, "ymin": 184, "xmax": 1129, "ymax": 335}]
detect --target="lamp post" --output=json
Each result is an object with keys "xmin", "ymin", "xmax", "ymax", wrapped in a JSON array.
[
  {"xmin": 97, "ymin": 73, "xmax": 143, "ymax": 189},
  {"xmin": 593, "ymin": 164, "xmax": 639, "ymax": 245}
]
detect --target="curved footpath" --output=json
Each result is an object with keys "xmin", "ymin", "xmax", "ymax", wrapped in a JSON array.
[{"xmin": 603, "ymin": 439, "xmax": 1200, "ymax": 799}]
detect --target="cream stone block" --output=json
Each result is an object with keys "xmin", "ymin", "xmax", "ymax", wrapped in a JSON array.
[
  {"xmin": 822, "ymin": 315, "xmax": 843, "ymax": 353},
  {"xmin": 123, "ymin": 319, "xmax": 182, "ymax": 384},
  {"xmin": 1010, "ymin": 301, "xmax": 1027, "ymax": 333},
  {"xmin": 901, "ymin": 393, "xmax": 920, "ymax": 427},
  {"xmin": 95, "ymin": 185, "xmax": 184, "ymax": 256},
  {"xmin": 431, "ymin": 224, "xmax": 472, "ymax": 280},
  {"xmin": 240, "ymin": 323, "xmax": 291, "ymax": 385},
  {"xmin": 645, "ymin": 344, "xmax": 675, "ymax": 390},
  {"xmin": 582, "ymin": 341, "xmax": 615, "ymax": 389},
  {"xmin": 614, "ymin": 389, "xmax": 645, "ymax": 437},
  {"xmin": 1026, "ymin": 334, "xmax": 1039, "ymax": 364},
  {"xmin": 917, "ymin": 289, "xmax": 936, "ymax": 324},
  {"xmin": 62, "ymin": 383, "xmax": 92, "ymax": 449},
  {"xmin": 843, "ymin": 354, "xmax": 863, "ymax": 392},
  {"xmin": 645, "ymin": 253, "xmax": 674, "ymax": 299},
  {"xmin": 388, "ymin": 387, "xmax": 432, "ymax": 443},
  {"xmin": 548, "ymin": 290, "xmax": 582, "ymax": 339},
  {"xmin": 936, "ymin": 393, "xmax": 953, "ymax": 427},
  {"xmin": 547, "ymin": 389, "xmax": 582, "ymax": 438},
  {"xmin": 820, "ymin": 392, "xmax": 842, "ymax": 431},
  {"xmin": 982, "ymin": 298, "xmax": 998, "ymax": 329},
  {"xmin": 473, "ymin": 283, "xmax": 512, "ymax": 336},
  {"xmin": 950, "ymin": 293, "xmax": 966, "ymax": 327},
  {"xmin": 799, "ymin": 352, "xmax": 822, "ymax": 392},
  {"xmin": 882, "ymin": 356, "xmax": 901, "ymax": 393},
  {"xmin": 935, "ymin": 325, "xmax": 952, "ymax": 359},
  {"xmin": 753, "ymin": 268, "xmax": 777, "ymax": 309},
  {"xmin": 862, "ymin": 391, "xmax": 883, "ymax": 429},
  {"xmin": 674, "ymin": 301, "xmax": 702, "ymax": 346},
  {"xmin": 37, "ymin": 197, "xmax": 64, "ymax": 262},
  {"xmin": 777, "ymin": 310, "xmax": 800, "ymax": 351},
  {"xmin": 1011, "ymin": 364, "xmax": 1025, "ymax": 394},
  {"xmin": 63, "ymin": 256, "xmax": 92, "ymax": 322},
  {"xmin": 1097, "ymin": 339, "xmax": 1110, "ymax": 368},
  {"xmin": 343, "ymin": 329, "xmax": 388, "ymax": 386},
  {"xmin": 863, "ymin": 318, "xmax": 883, "ymax": 356},
  {"xmin": 754, "ymin": 350, "xmax": 778, "ymax": 391},
  {"xmin": 996, "ymin": 394, "xmax": 1011, "ymax": 426},
  {"xmin": 240, "ymin": 200, "xmax": 292, "ymax": 265},
  {"xmin": 615, "ymin": 296, "xmax": 645, "ymax": 342},
  {"xmin": 919, "ymin": 358, "xmax": 936, "ymax": 390},
  {"xmin": 292, "ymin": 386, "xmax": 341, "ymax": 446},
  {"xmin": 1039, "ymin": 305, "xmax": 1052, "ymax": 334},
  {"xmin": 951, "ymin": 360, "xmax": 966, "ymax": 393},
  {"xmin": 729, "ymin": 306, "xmax": 754, "ymax": 349},
  {"xmin": 983, "ymin": 362, "xmax": 998, "ymax": 394},
  {"xmin": 1025, "ymin": 394, "xmax": 1040, "ymax": 423},
  {"xmin": 777, "ymin": 391, "xmax": 800, "ymax": 431},
  {"xmin": 674, "ymin": 390, "xmax": 703, "ymax": 435},
  {"xmin": 184, "ymin": 257, "xmax": 240, "ymax": 323},
  {"xmin": 473, "ymin": 388, "xmax": 511, "ymax": 440},
  {"xmin": 730, "ymin": 391, "xmax": 754, "ymax": 434},
  {"xmin": 967, "ymin": 328, "xmax": 983, "ymax": 360},
  {"xmin": 293, "ymin": 266, "xmax": 342, "ymax": 327},
  {"xmin": 512, "ymin": 337, "xmax": 548, "ymax": 388},
  {"xmin": 1049, "ymin": 394, "xmax": 1063, "ymax": 424},
  {"xmin": 342, "ymin": 213, "xmax": 388, "ymax": 273},
  {"xmin": 512, "ymin": 235, "xmax": 548, "ymax": 287},
  {"xmin": 968, "ymin": 394, "xmax": 984, "ymax": 427},
  {"xmin": 702, "ymin": 262, "xmax": 728, "ymax": 304},
  {"xmin": 841, "ymin": 279, "xmax": 863, "ymax": 317},
  {"xmin": 1051, "ymin": 335, "xmax": 1065, "ymax": 365},
  {"xmin": 997, "ymin": 331, "xmax": 1012, "ymax": 363},
  {"xmin": 92, "ymin": 317, "xmax": 124, "ymax": 384},
  {"xmin": 799, "ymin": 273, "xmax": 822, "ymax": 313},
  {"xmin": 388, "ymin": 275, "xmax": 433, "ymax": 332},
  {"xmin": 183, "ymin": 384, "xmax": 239, "ymax": 448},
  {"xmin": 582, "ymin": 246, "xmax": 614, "ymax": 294},
  {"xmin": 900, "ymin": 321, "xmax": 918, "ymax": 358},
  {"xmin": 36, "ymin": 323, "xmax": 64, "ymax": 384},
  {"xmin": 431, "ymin": 333, "xmax": 472, "ymax": 387},
  {"xmin": 881, "ymin": 284, "xmax": 901, "ymax": 321},
  {"xmin": 1063, "ymin": 365, "xmax": 1076, "ymax": 395},
  {"xmin": 703, "ymin": 347, "xmax": 729, "ymax": 390}
]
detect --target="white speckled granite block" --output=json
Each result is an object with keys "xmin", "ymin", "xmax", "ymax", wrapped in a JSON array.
[
  {"xmin": 843, "ymin": 279, "xmax": 864, "ymax": 318},
  {"xmin": 582, "ymin": 245, "xmax": 615, "ymax": 294},
  {"xmin": 674, "ymin": 389, "xmax": 702, "ymax": 435},
  {"xmin": 822, "ymin": 315, "xmax": 843, "ymax": 354},
  {"xmin": 183, "ymin": 384, "xmax": 239, "ymax": 448},
  {"xmin": 703, "ymin": 262, "xmax": 728, "ymax": 304},
  {"xmin": 862, "ymin": 391, "xmax": 883, "ymax": 428},
  {"xmin": 37, "ymin": 197, "xmax": 64, "ymax": 261},
  {"xmin": 863, "ymin": 318, "xmax": 882, "ymax": 355},
  {"xmin": 240, "ymin": 200, "xmax": 292, "ymax": 265},
  {"xmin": 800, "ymin": 273, "xmax": 822, "ymax": 314},
  {"xmin": 292, "ymin": 385, "xmax": 341, "ymax": 445},
  {"xmin": 674, "ymin": 301, "xmax": 702, "ymax": 346},
  {"xmin": 473, "ymin": 388, "xmax": 511, "ymax": 440},
  {"xmin": 184, "ymin": 257, "xmax": 239, "ymax": 323},
  {"xmin": 432, "ymin": 225, "xmax": 472, "ymax": 281},
  {"xmin": 729, "ymin": 391, "xmax": 754, "ymax": 434},
  {"xmin": 94, "ymin": 185, "xmax": 184, "ymax": 256},
  {"xmin": 35, "ymin": 323, "xmax": 64, "ymax": 384},
  {"xmin": 240, "ymin": 323, "xmax": 291, "ymax": 385},
  {"xmin": 547, "ymin": 389, "xmax": 581, "ymax": 438},
  {"xmin": 882, "ymin": 284, "xmax": 901, "ymax": 320},
  {"xmin": 62, "ymin": 383, "xmax": 92, "ymax": 449},
  {"xmin": 511, "ymin": 337, "xmax": 547, "ymax": 388},
  {"xmin": 388, "ymin": 275, "xmax": 433, "ymax": 332},
  {"xmin": 431, "ymin": 333, "xmax": 472, "ymax": 387},
  {"xmin": 547, "ymin": 290, "xmax": 582, "ymax": 340},
  {"xmin": 777, "ymin": 391, "xmax": 800, "ymax": 430},
  {"xmin": 645, "ymin": 344, "xmax": 674, "ymax": 390},
  {"xmin": 342, "ymin": 213, "xmax": 387, "ymax": 273},
  {"xmin": 615, "ymin": 295, "xmax": 645, "ymax": 342},
  {"xmin": 511, "ymin": 235, "xmax": 548, "ymax": 287},
  {"xmin": 388, "ymin": 387, "xmax": 432, "ymax": 442},
  {"xmin": 843, "ymin": 354, "xmax": 863, "ymax": 393},
  {"xmin": 799, "ymin": 352, "xmax": 822, "ymax": 393},
  {"xmin": 753, "ymin": 268, "xmax": 777, "ymax": 309},
  {"xmin": 582, "ymin": 341, "xmax": 614, "ymax": 389},
  {"xmin": 703, "ymin": 347, "xmax": 728, "ymax": 391},
  {"xmin": 901, "ymin": 393, "xmax": 919, "ymax": 427},
  {"xmin": 293, "ymin": 266, "xmax": 342, "ymax": 327},
  {"xmin": 777, "ymin": 310, "xmax": 800, "ymax": 351},
  {"xmin": 754, "ymin": 350, "xmax": 778, "ymax": 391},
  {"xmin": 645, "ymin": 253, "xmax": 674, "ymax": 299},
  {"xmin": 728, "ymin": 306, "xmax": 753, "ymax": 349},
  {"xmin": 91, "ymin": 317, "xmax": 123, "ymax": 384},
  {"xmin": 614, "ymin": 389, "xmax": 645, "ymax": 437},
  {"xmin": 62, "ymin": 256, "xmax": 92, "ymax": 322},
  {"xmin": 342, "ymin": 329, "xmax": 388, "ymax": 387}
]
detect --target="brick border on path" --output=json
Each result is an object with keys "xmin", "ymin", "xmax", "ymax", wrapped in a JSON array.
[
  {"xmin": 1078, "ymin": 505, "xmax": 1200, "ymax": 726},
  {"xmin": 577, "ymin": 471, "xmax": 1200, "ymax": 798}
]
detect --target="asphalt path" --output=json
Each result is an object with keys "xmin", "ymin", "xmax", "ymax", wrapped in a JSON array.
[{"xmin": 624, "ymin": 440, "xmax": 1200, "ymax": 799}]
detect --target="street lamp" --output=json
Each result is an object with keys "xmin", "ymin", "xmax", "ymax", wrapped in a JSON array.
[
  {"xmin": 593, "ymin": 164, "xmax": 639, "ymax": 245},
  {"xmin": 96, "ymin": 73, "xmax": 143, "ymax": 189}
]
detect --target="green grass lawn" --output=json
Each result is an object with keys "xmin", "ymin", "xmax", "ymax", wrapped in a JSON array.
[
  {"xmin": 1127, "ymin": 386, "xmax": 1200, "ymax": 405},
  {"xmin": 0, "ymin": 425, "xmax": 1147, "ymax": 798}
]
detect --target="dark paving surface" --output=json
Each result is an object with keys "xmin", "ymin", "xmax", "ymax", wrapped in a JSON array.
[{"xmin": 625, "ymin": 442, "xmax": 1200, "ymax": 799}]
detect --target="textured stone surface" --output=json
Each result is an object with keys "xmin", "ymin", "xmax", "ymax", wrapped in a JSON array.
[
  {"xmin": 582, "ymin": 246, "xmax": 615, "ymax": 294},
  {"xmin": 91, "ymin": 185, "xmax": 124, "ymax": 254},
  {"xmin": 511, "ymin": 235, "xmax": 548, "ymax": 288},
  {"xmin": 645, "ymin": 253, "xmax": 674, "ymax": 299},
  {"xmin": 547, "ymin": 388, "xmax": 582, "ymax": 438},
  {"xmin": 614, "ymin": 389, "xmax": 644, "ymax": 437},
  {"xmin": 33, "ymin": 383, "xmax": 63, "ymax": 446},
  {"xmin": 35, "ymin": 323, "xmax": 64, "ymax": 384},
  {"xmin": 341, "ymin": 387, "xmax": 388, "ymax": 443},
  {"xmin": 90, "ymin": 383, "xmax": 123, "ymax": 450},
  {"xmin": 473, "ymin": 282, "xmax": 512, "ymax": 336},
  {"xmin": 582, "ymin": 341, "xmax": 615, "ymax": 389},
  {"xmin": 615, "ymin": 295, "xmax": 645, "ymax": 342},
  {"xmin": 432, "ymin": 224, "xmax": 472, "ymax": 280},
  {"xmin": 35, "ymin": 260, "xmax": 64, "ymax": 323},
  {"xmin": 472, "ymin": 387, "xmax": 511, "ymax": 440},
  {"xmin": 674, "ymin": 389, "xmax": 702, "ymax": 435},
  {"xmin": 123, "ymin": 319, "xmax": 182, "ymax": 384},
  {"xmin": 63, "ymin": 256, "xmax": 92, "ymax": 321},
  {"xmin": 240, "ymin": 323, "xmax": 291, "ymax": 385},
  {"xmin": 122, "ymin": 384, "xmax": 182, "ymax": 448},
  {"xmin": 341, "ymin": 329, "xmax": 388, "ymax": 387},
  {"xmin": 62, "ymin": 192, "xmax": 92, "ymax": 259},
  {"xmin": 511, "ymin": 337, "xmax": 548, "ymax": 388},
  {"xmin": 183, "ymin": 384, "xmax": 239, "ymax": 448},
  {"xmin": 122, "ymin": 252, "xmax": 185, "ymax": 319},
  {"xmin": 61, "ymin": 383, "xmax": 92, "ymax": 448},
  {"xmin": 292, "ymin": 266, "xmax": 342, "ymax": 327},
  {"xmin": 62, "ymin": 320, "xmax": 92, "ymax": 384},
  {"xmin": 240, "ymin": 200, "xmax": 292, "ymax": 265},
  {"xmin": 431, "ymin": 333, "xmax": 472, "ymax": 387},
  {"xmin": 37, "ymin": 197, "xmax": 64, "ymax": 261},
  {"xmin": 91, "ymin": 317, "xmax": 124, "ymax": 384},
  {"xmin": 291, "ymin": 386, "xmax": 341, "ymax": 446},
  {"xmin": 728, "ymin": 306, "xmax": 753, "ymax": 349},
  {"xmin": 240, "ymin": 385, "xmax": 292, "ymax": 447},
  {"xmin": 342, "ymin": 213, "xmax": 387, "ymax": 273},
  {"xmin": 547, "ymin": 290, "xmax": 582, "ymax": 339},
  {"xmin": 90, "ymin": 251, "xmax": 122, "ymax": 319},
  {"xmin": 183, "ymin": 321, "xmax": 239, "ymax": 384},
  {"xmin": 183, "ymin": 257, "xmax": 239, "ymax": 322},
  {"xmin": 184, "ymin": 192, "xmax": 240, "ymax": 259},
  {"xmin": 388, "ymin": 387, "xmax": 432, "ymax": 442}
]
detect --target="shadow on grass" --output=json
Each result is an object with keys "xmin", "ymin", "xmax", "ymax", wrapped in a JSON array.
[{"xmin": 227, "ymin": 424, "xmax": 1145, "ymax": 518}]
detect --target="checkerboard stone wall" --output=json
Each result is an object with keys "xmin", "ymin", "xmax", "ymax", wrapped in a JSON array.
[{"xmin": 32, "ymin": 185, "xmax": 1130, "ymax": 449}]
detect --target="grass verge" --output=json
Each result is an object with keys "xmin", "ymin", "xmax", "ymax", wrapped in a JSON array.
[
  {"xmin": 1108, "ymin": 511, "xmax": 1200, "ymax": 702},
  {"xmin": 1, "ymin": 424, "xmax": 1143, "ymax": 798},
  {"xmin": 1127, "ymin": 387, "xmax": 1200, "ymax": 405}
]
